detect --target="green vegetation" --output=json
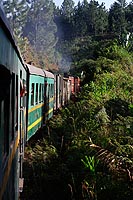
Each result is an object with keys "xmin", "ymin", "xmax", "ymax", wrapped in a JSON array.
[{"xmin": 21, "ymin": 41, "xmax": 133, "ymax": 199}]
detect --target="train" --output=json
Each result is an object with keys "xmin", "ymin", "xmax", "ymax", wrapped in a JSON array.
[{"xmin": 0, "ymin": 7, "xmax": 80, "ymax": 200}]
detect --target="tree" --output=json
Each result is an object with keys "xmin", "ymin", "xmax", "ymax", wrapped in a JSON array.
[
  {"xmin": 72, "ymin": 1, "xmax": 88, "ymax": 37},
  {"xmin": 88, "ymin": 0, "xmax": 99, "ymax": 35},
  {"xmin": 60, "ymin": 0, "xmax": 75, "ymax": 19},
  {"xmin": 72, "ymin": 0, "xmax": 108, "ymax": 36},
  {"xmin": 116, "ymin": 0, "xmax": 127, "ymax": 8},
  {"xmin": 108, "ymin": 0, "xmax": 128, "ymax": 45},
  {"xmin": 23, "ymin": 0, "xmax": 58, "ymax": 67},
  {"xmin": 21, "ymin": 37, "xmax": 40, "ymax": 67},
  {"xmin": 2, "ymin": 0, "xmax": 29, "ymax": 39},
  {"xmin": 125, "ymin": 2, "xmax": 133, "ymax": 32},
  {"xmin": 95, "ymin": 3, "xmax": 108, "ymax": 35}
]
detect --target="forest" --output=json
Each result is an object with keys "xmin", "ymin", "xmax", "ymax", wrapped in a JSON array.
[
  {"xmin": 1, "ymin": 0, "xmax": 133, "ymax": 199},
  {"xmin": 2, "ymin": 0, "xmax": 133, "ymax": 72}
]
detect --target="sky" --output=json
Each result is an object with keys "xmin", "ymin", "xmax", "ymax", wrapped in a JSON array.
[{"xmin": 53, "ymin": 0, "xmax": 132, "ymax": 9}]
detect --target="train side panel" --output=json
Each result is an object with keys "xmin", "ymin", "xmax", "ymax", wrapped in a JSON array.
[
  {"xmin": 69, "ymin": 76, "xmax": 75, "ymax": 94},
  {"xmin": 0, "ymin": 16, "xmax": 27, "ymax": 199},
  {"xmin": 54, "ymin": 74, "xmax": 63, "ymax": 111},
  {"xmin": 27, "ymin": 73, "xmax": 45, "ymax": 140},
  {"xmin": 74, "ymin": 77, "xmax": 80, "ymax": 93},
  {"xmin": 26, "ymin": 65, "xmax": 54, "ymax": 140},
  {"xmin": 67, "ymin": 78, "xmax": 72, "ymax": 102},
  {"xmin": 62, "ymin": 77, "xmax": 68, "ymax": 106},
  {"xmin": 44, "ymin": 77, "xmax": 54, "ymax": 121}
]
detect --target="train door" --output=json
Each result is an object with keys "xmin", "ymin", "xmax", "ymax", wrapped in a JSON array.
[
  {"xmin": 19, "ymin": 69, "xmax": 27, "ymax": 192},
  {"xmin": 0, "ymin": 65, "xmax": 10, "ymax": 161},
  {"xmin": 0, "ymin": 65, "xmax": 11, "ymax": 199}
]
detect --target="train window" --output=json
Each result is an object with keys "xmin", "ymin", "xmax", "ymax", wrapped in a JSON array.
[
  {"xmin": 20, "ymin": 70, "xmax": 22, "ymax": 79},
  {"xmin": 50, "ymin": 84, "xmax": 52, "ymax": 97},
  {"xmin": 44, "ymin": 81, "xmax": 47, "ymax": 97},
  {"xmin": 0, "ymin": 103, "xmax": 4, "ymax": 159},
  {"xmin": 35, "ymin": 83, "xmax": 38, "ymax": 104},
  {"xmin": 41, "ymin": 84, "xmax": 44, "ymax": 101},
  {"xmin": 4, "ymin": 84, "xmax": 10, "ymax": 158},
  {"xmin": 49, "ymin": 84, "xmax": 51, "ymax": 97},
  {"xmin": 52, "ymin": 84, "xmax": 54, "ymax": 96},
  {"xmin": 0, "ymin": 101, "xmax": 1, "ymax": 128},
  {"xmin": 39, "ymin": 84, "xmax": 42, "ymax": 103},
  {"xmin": 23, "ymin": 79, "xmax": 27, "ymax": 107},
  {"xmin": 31, "ymin": 83, "xmax": 34, "ymax": 106},
  {"xmin": 20, "ymin": 79, "xmax": 27, "ymax": 98},
  {"xmin": 15, "ymin": 75, "xmax": 18, "ymax": 131},
  {"xmin": 11, "ymin": 73, "xmax": 15, "ymax": 140},
  {"xmin": 48, "ymin": 84, "xmax": 50, "ymax": 98},
  {"xmin": 0, "ymin": 65, "xmax": 11, "ymax": 164},
  {"xmin": 51, "ymin": 84, "xmax": 53, "ymax": 97}
]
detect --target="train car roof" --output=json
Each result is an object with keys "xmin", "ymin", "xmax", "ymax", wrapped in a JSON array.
[
  {"xmin": 63, "ymin": 77, "xmax": 69, "ymax": 80},
  {"xmin": 0, "ymin": 6, "xmax": 26, "ymax": 70},
  {"xmin": 26, "ymin": 64, "xmax": 54, "ymax": 78},
  {"xmin": 43, "ymin": 70, "xmax": 54, "ymax": 79},
  {"xmin": 26, "ymin": 64, "xmax": 44, "ymax": 76}
]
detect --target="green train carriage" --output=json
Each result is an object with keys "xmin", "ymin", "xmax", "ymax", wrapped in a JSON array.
[
  {"xmin": 26, "ymin": 64, "xmax": 54, "ymax": 140},
  {"xmin": 44, "ymin": 70, "xmax": 55, "ymax": 121},
  {"xmin": 0, "ymin": 7, "xmax": 27, "ymax": 199}
]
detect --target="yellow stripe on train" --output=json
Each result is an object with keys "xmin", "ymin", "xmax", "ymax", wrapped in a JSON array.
[
  {"xmin": 45, "ymin": 108, "xmax": 53, "ymax": 116},
  {"xmin": 0, "ymin": 134, "xmax": 20, "ymax": 199},
  {"xmin": 28, "ymin": 103, "xmax": 44, "ymax": 113},
  {"xmin": 28, "ymin": 97, "xmax": 54, "ymax": 114},
  {"xmin": 27, "ymin": 108, "xmax": 54, "ymax": 132},
  {"xmin": 28, "ymin": 116, "xmax": 43, "ymax": 131}
]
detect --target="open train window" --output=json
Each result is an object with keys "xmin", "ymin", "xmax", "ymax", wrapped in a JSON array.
[
  {"xmin": 51, "ymin": 84, "xmax": 52, "ymax": 97},
  {"xmin": 35, "ymin": 83, "xmax": 38, "ymax": 104},
  {"xmin": 31, "ymin": 83, "xmax": 34, "ymax": 106},
  {"xmin": 48, "ymin": 84, "xmax": 50, "ymax": 98},
  {"xmin": 44, "ymin": 81, "xmax": 47, "ymax": 97},
  {"xmin": 39, "ymin": 84, "xmax": 42, "ymax": 103},
  {"xmin": 0, "ymin": 102, "xmax": 1, "ymax": 128},
  {"xmin": 11, "ymin": 73, "xmax": 15, "ymax": 140},
  {"xmin": 15, "ymin": 75, "xmax": 18, "ymax": 132},
  {"xmin": 52, "ymin": 84, "xmax": 54, "ymax": 97},
  {"xmin": 42, "ymin": 84, "xmax": 44, "ymax": 101},
  {"xmin": 51, "ymin": 84, "xmax": 53, "ymax": 97},
  {"xmin": 49, "ymin": 84, "xmax": 51, "ymax": 98},
  {"xmin": 20, "ymin": 79, "xmax": 27, "ymax": 97},
  {"xmin": 0, "ymin": 65, "xmax": 11, "ymax": 163},
  {"xmin": 22, "ymin": 79, "xmax": 27, "ymax": 107}
]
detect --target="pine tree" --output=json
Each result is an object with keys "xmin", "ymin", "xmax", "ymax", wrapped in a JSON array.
[
  {"xmin": 125, "ymin": 2, "xmax": 133, "ymax": 33},
  {"xmin": 73, "ymin": 1, "xmax": 88, "ymax": 37},
  {"xmin": 2, "ymin": 0, "xmax": 29, "ymax": 39},
  {"xmin": 94, "ymin": 3, "xmax": 108, "ymax": 35},
  {"xmin": 108, "ymin": 0, "xmax": 128, "ymax": 45},
  {"xmin": 23, "ymin": 0, "xmax": 58, "ymax": 68},
  {"xmin": 87, "ymin": 0, "xmax": 99, "ymax": 35},
  {"xmin": 61, "ymin": 0, "xmax": 75, "ymax": 19}
]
